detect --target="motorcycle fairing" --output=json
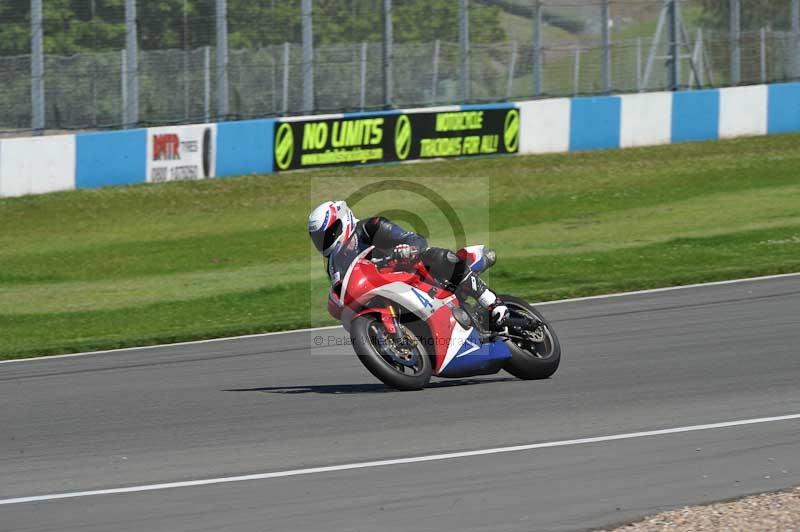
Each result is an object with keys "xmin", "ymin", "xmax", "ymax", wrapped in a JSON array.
[
  {"xmin": 427, "ymin": 306, "xmax": 511, "ymax": 377},
  {"xmin": 368, "ymin": 282, "xmax": 449, "ymax": 321},
  {"xmin": 338, "ymin": 243, "xmax": 510, "ymax": 377},
  {"xmin": 438, "ymin": 336, "xmax": 511, "ymax": 378}
]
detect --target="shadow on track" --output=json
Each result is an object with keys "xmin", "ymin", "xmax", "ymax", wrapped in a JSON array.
[{"xmin": 225, "ymin": 377, "xmax": 516, "ymax": 395}]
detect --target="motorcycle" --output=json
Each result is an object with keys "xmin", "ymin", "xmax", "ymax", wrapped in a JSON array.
[{"xmin": 330, "ymin": 239, "xmax": 561, "ymax": 390}]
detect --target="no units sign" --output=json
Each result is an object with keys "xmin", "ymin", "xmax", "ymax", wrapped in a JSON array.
[{"xmin": 273, "ymin": 107, "xmax": 519, "ymax": 171}]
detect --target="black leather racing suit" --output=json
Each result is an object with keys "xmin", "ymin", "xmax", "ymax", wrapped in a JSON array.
[{"xmin": 326, "ymin": 217, "xmax": 495, "ymax": 313}]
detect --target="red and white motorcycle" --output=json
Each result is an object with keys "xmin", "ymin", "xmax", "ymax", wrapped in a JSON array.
[{"xmin": 329, "ymin": 238, "xmax": 561, "ymax": 390}]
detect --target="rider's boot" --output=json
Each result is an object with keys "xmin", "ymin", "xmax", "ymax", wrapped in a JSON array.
[{"xmin": 457, "ymin": 272, "xmax": 509, "ymax": 331}]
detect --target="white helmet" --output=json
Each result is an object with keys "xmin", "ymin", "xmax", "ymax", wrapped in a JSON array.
[{"xmin": 308, "ymin": 200, "xmax": 359, "ymax": 257}]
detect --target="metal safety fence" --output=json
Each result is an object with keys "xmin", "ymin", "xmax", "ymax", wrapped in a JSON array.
[{"xmin": 1, "ymin": 0, "xmax": 799, "ymax": 135}]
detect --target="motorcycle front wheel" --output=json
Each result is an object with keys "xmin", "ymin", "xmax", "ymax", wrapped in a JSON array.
[
  {"xmin": 500, "ymin": 295, "xmax": 561, "ymax": 380},
  {"xmin": 350, "ymin": 314, "xmax": 432, "ymax": 391}
]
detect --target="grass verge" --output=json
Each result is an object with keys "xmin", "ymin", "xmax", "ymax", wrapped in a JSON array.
[{"xmin": 1, "ymin": 133, "xmax": 799, "ymax": 359}]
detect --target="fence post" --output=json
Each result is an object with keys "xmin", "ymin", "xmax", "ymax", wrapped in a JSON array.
[
  {"xmin": 532, "ymin": 0, "xmax": 542, "ymax": 96},
  {"xmin": 215, "ymin": 0, "xmax": 229, "ymax": 119},
  {"xmin": 729, "ymin": 0, "xmax": 740, "ymax": 85},
  {"xmin": 382, "ymin": 0, "xmax": 393, "ymax": 108},
  {"xmin": 506, "ymin": 40, "xmax": 518, "ymax": 99},
  {"xmin": 573, "ymin": 44, "xmax": 581, "ymax": 95},
  {"xmin": 668, "ymin": 0, "xmax": 680, "ymax": 90},
  {"xmin": 183, "ymin": 0, "xmax": 189, "ymax": 121},
  {"xmin": 431, "ymin": 39, "xmax": 440, "ymax": 103},
  {"xmin": 601, "ymin": 0, "xmax": 611, "ymax": 94},
  {"xmin": 760, "ymin": 27, "xmax": 767, "ymax": 83},
  {"xmin": 360, "ymin": 42, "xmax": 368, "ymax": 110},
  {"xmin": 282, "ymin": 43, "xmax": 290, "ymax": 114},
  {"xmin": 121, "ymin": 50, "xmax": 127, "ymax": 127},
  {"xmin": 636, "ymin": 37, "xmax": 643, "ymax": 92},
  {"xmin": 301, "ymin": 0, "xmax": 314, "ymax": 113},
  {"xmin": 31, "ymin": 0, "xmax": 45, "ymax": 134},
  {"xmin": 689, "ymin": 28, "xmax": 706, "ymax": 87},
  {"xmin": 204, "ymin": 46, "xmax": 211, "ymax": 122},
  {"xmin": 792, "ymin": 0, "xmax": 800, "ymax": 78},
  {"xmin": 124, "ymin": 0, "xmax": 139, "ymax": 127},
  {"xmin": 459, "ymin": 0, "xmax": 470, "ymax": 102}
]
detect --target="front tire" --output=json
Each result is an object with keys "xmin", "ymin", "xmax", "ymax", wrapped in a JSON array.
[
  {"xmin": 501, "ymin": 295, "xmax": 561, "ymax": 380},
  {"xmin": 350, "ymin": 314, "xmax": 432, "ymax": 391}
]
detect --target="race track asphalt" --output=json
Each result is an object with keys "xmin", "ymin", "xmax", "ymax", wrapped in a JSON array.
[{"xmin": 2, "ymin": 275, "xmax": 800, "ymax": 531}]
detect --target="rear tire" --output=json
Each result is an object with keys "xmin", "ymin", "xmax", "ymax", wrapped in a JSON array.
[
  {"xmin": 351, "ymin": 314, "xmax": 432, "ymax": 391},
  {"xmin": 501, "ymin": 295, "xmax": 561, "ymax": 380}
]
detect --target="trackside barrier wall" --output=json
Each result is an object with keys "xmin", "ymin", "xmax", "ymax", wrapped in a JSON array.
[
  {"xmin": 718, "ymin": 86, "xmax": 768, "ymax": 139},
  {"xmin": 619, "ymin": 92, "xmax": 672, "ymax": 148},
  {"xmin": 216, "ymin": 119, "xmax": 275, "ymax": 176},
  {"xmin": 671, "ymin": 89, "xmax": 720, "ymax": 143},
  {"xmin": 0, "ymin": 83, "xmax": 799, "ymax": 198},
  {"xmin": 76, "ymin": 129, "xmax": 147, "ymax": 189},
  {"xmin": 569, "ymin": 97, "xmax": 621, "ymax": 151},
  {"xmin": 768, "ymin": 83, "xmax": 800, "ymax": 134},
  {"xmin": 0, "ymin": 135, "xmax": 75, "ymax": 198},
  {"xmin": 517, "ymin": 99, "xmax": 570, "ymax": 154}
]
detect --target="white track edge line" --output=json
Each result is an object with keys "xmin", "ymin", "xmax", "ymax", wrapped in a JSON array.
[
  {"xmin": 0, "ymin": 325, "xmax": 342, "ymax": 364},
  {"xmin": 3, "ymin": 271, "xmax": 798, "ymax": 365},
  {"xmin": 535, "ymin": 271, "xmax": 800, "ymax": 306},
  {"xmin": 2, "ymin": 413, "xmax": 799, "ymax": 506}
]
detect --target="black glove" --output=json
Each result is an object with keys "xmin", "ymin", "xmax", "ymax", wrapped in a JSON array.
[{"xmin": 392, "ymin": 244, "xmax": 419, "ymax": 262}]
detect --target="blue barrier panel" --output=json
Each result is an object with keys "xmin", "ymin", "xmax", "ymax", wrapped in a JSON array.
[
  {"xmin": 75, "ymin": 129, "xmax": 146, "ymax": 189},
  {"xmin": 216, "ymin": 119, "xmax": 275, "ymax": 177},
  {"xmin": 671, "ymin": 89, "xmax": 720, "ymax": 143},
  {"xmin": 767, "ymin": 82, "xmax": 800, "ymax": 134},
  {"xmin": 569, "ymin": 96, "xmax": 621, "ymax": 151}
]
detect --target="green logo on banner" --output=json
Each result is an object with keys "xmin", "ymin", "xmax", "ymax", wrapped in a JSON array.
[
  {"xmin": 275, "ymin": 123, "xmax": 294, "ymax": 170},
  {"xmin": 503, "ymin": 109, "xmax": 520, "ymax": 153},
  {"xmin": 395, "ymin": 115, "xmax": 412, "ymax": 160}
]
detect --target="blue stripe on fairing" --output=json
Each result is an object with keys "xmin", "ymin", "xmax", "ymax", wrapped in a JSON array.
[
  {"xmin": 437, "ymin": 329, "xmax": 511, "ymax": 379},
  {"xmin": 671, "ymin": 89, "xmax": 720, "ymax": 143},
  {"xmin": 767, "ymin": 82, "xmax": 800, "ymax": 134},
  {"xmin": 569, "ymin": 96, "xmax": 621, "ymax": 151}
]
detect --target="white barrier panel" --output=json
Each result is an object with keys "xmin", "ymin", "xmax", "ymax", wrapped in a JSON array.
[
  {"xmin": 146, "ymin": 123, "xmax": 217, "ymax": 183},
  {"xmin": 620, "ymin": 92, "xmax": 672, "ymax": 148},
  {"xmin": 0, "ymin": 135, "xmax": 75, "ymax": 198},
  {"xmin": 517, "ymin": 98, "xmax": 571, "ymax": 154},
  {"xmin": 719, "ymin": 85, "xmax": 768, "ymax": 139}
]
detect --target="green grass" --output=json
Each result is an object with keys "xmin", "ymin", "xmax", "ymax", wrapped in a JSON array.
[{"xmin": 2, "ymin": 133, "xmax": 800, "ymax": 359}]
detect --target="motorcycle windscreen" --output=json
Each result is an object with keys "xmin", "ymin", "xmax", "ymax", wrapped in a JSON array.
[{"xmin": 436, "ymin": 328, "xmax": 511, "ymax": 378}]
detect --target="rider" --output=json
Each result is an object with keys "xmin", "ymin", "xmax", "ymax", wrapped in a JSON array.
[{"xmin": 308, "ymin": 200, "xmax": 508, "ymax": 329}]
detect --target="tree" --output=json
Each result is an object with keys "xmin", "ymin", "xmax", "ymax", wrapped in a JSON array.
[
  {"xmin": 697, "ymin": 0, "xmax": 794, "ymax": 31},
  {"xmin": 0, "ymin": 0, "xmax": 507, "ymax": 55}
]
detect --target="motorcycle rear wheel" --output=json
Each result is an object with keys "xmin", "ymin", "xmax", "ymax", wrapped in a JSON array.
[
  {"xmin": 501, "ymin": 295, "xmax": 561, "ymax": 380},
  {"xmin": 351, "ymin": 314, "xmax": 432, "ymax": 391}
]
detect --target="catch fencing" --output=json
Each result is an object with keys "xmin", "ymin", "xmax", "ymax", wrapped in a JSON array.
[{"xmin": 1, "ymin": 0, "xmax": 799, "ymax": 135}]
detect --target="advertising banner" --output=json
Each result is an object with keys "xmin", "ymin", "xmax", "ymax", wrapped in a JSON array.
[
  {"xmin": 274, "ymin": 107, "xmax": 519, "ymax": 171},
  {"xmin": 147, "ymin": 124, "xmax": 216, "ymax": 183}
]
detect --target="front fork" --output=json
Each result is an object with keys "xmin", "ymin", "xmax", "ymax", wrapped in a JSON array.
[
  {"xmin": 350, "ymin": 303, "xmax": 402, "ymax": 338},
  {"xmin": 380, "ymin": 304, "xmax": 401, "ymax": 336}
]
